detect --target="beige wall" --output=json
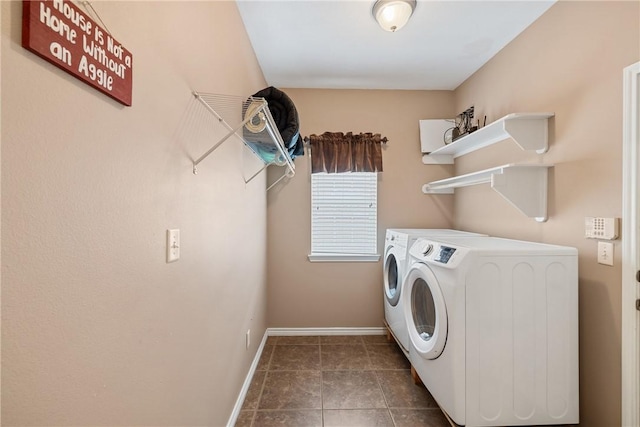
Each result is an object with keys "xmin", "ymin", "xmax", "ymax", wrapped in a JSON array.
[
  {"xmin": 453, "ymin": 2, "xmax": 640, "ymax": 426},
  {"xmin": 267, "ymin": 89, "xmax": 455, "ymax": 327},
  {"xmin": 1, "ymin": 1, "xmax": 268, "ymax": 425}
]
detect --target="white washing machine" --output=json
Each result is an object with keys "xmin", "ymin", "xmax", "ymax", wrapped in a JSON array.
[
  {"xmin": 383, "ymin": 229, "xmax": 486, "ymax": 356},
  {"xmin": 403, "ymin": 236, "xmax": 579, "ymax": 426}
]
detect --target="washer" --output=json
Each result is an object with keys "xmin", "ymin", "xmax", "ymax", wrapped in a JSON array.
[
  {"xmin": 403, "ymin": 236, "xmax": 579, "ymax": 426},
  {"xmin": 383, "ymin": 229, "xmax": 486, "ymax": 356}
]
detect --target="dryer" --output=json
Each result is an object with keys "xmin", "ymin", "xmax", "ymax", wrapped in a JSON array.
[
  {"xmin": 383, "ymin": 229, "xmax": 486, "ymax": 356},
  {"xmin": 403, "ymin": 236, "xmax": 579, "ymax": 426}
]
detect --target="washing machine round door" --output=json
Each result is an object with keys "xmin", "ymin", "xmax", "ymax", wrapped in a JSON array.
[
  {"xmin": 404, "ymin": 263, "xmax": 447, "ymax": 359},
  {"xmin": 383, "ymin": 246, "xmax": 403, "ymax": 306}
]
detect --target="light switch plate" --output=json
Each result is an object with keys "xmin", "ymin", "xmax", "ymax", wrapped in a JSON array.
[
  {"xmin": 597, "ymin": 241, "xmax": 614, "ymax": 266},
  {"xmin": 167, "ymin": 229, "xmax": 180, "ymax": 263}
]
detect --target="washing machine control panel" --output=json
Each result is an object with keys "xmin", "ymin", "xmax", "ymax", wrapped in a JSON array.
[
  {"xmin": 435, "ymin": 246, "xmax": 456, "ymax": 264},
  {"xmin": 409, "ymin": 239, "xmax": 468, "ymax": 268}
]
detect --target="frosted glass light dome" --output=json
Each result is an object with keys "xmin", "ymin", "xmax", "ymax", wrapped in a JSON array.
[{"xmin": 372, "ymin": 0, "xmax": 417, "ymax": 32}]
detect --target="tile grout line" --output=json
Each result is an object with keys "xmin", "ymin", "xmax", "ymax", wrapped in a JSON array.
[
  {"xmin": 363, "ymin": 340, "xmax": 397, "ymax": 427},
  {"xmin": 253, "ymin": 339, "xmax": 325, "ymax": 424},
  {"xmin": 249, "ymin": 345, "xmax": 274, "ymax": 427},
  {"xmin": 372, "ymin": 363, "xmax": 397, "ymax": 427}
]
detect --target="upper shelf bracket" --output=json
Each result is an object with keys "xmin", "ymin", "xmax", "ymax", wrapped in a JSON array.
[
  {"xmin": 422, "ymin": 164, "xmax": 552, "ymax": 222},
  {"xmin": 422, "ymin": 113, "xmax": 554, "ymax": 165}
]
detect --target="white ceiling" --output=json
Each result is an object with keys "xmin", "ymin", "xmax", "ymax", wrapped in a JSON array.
[{"xmin": 236, "ymin": 0, "xmax": 556, "ymax": 90}]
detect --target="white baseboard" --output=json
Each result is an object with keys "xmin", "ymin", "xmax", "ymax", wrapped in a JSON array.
[
  {"xmin": 226, "ymin": 326, "xmax": 386, "ymax": 426},
  {"xmin": 226, "ymin": 331, "xmax": 269, "ymax": 427},
  {"xmin": 267, "ymin": 326, "xmax": 386, "ymax": 336}
]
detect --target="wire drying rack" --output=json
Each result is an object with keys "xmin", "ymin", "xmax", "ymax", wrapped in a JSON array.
[{"xmin": 191, "ymin": 92, "xmax": 295, "ymax": 190}]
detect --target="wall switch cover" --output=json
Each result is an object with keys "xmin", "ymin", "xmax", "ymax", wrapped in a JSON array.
[
  {"xmin": 167, "ymin": 229, "xmax": 180, "ymax": 263},
  {"xmin": 597, "ymin": 241, "xmax": 614, "ymax": 266}
]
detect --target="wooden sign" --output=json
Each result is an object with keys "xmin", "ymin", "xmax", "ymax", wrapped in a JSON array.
[{"xmin": 22, "ymin": 0, "xmax": 133, "ymax": 106}]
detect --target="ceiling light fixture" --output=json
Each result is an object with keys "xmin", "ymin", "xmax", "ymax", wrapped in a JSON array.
[{"xmin": 372, "ymin": 0, "xmax": 416, "ymax": 33}]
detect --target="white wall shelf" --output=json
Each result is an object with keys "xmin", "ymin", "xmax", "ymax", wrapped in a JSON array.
[
  {"xmin": 422, "ymin": 113, "xmax": 554, "ymax": 165},
  {"xmin": 422, "ymin": 164, "xmax": 552, "ymax": 222},
  {"xmin": 192, "ymin": 92, "xmax": 295, "ymax": 190}
]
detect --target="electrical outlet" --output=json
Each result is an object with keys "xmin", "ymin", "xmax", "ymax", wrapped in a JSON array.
[
  {"xmin": 597, "ymin": 241, "xmax": 614, "ymax": 266},
  {"xmin": 246, "ymin": 329, "xmax": 251, "ymax": 349}
]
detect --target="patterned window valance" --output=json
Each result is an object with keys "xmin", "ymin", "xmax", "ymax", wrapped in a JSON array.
[{"xmin": 306, "ymin": 132, "xmax": 386, "ymax": 174}]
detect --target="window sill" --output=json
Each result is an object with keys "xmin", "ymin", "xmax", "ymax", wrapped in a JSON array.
[{"xmin": 307, "ymin": 254, "xmax": 381, "ymax": 263}]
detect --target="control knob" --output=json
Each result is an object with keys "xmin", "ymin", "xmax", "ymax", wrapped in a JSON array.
[{"xmin": 422, "ymin": 244, "xmax": 433, "ymax": 256}]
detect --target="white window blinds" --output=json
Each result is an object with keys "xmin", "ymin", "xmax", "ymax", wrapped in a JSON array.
[{"xmin": 311, "ymin": 172, "xmax": 378, "ymax": 256}]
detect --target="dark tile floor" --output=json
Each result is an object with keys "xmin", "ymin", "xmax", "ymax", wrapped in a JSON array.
[{"xmin": 235, "ymin": 335, "xmax": 450, "ymax": 427}]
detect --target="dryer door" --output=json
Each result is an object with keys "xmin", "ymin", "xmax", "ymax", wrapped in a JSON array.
[
  {"xmin": 404, "ymin": 263, "xmax": 447, "ymax": 359},
  {"xmin": 383, "ymin": 245, "xmax": 404, "ymax": 306}
]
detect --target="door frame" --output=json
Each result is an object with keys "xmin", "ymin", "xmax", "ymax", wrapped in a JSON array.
[{"xmin": 622, "ymin": 61, "xmax": 640, "ymax": 427}]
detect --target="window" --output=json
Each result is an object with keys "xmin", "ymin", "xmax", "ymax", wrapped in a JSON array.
[{"xmin": 309, "ymin": 172, "xmax": 379, "ymax": 262}]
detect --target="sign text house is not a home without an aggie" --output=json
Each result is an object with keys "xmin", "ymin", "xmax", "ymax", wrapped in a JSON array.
[{"xmin": 22, "ymin": 0, "xmax": 133, "ymax": 106}]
